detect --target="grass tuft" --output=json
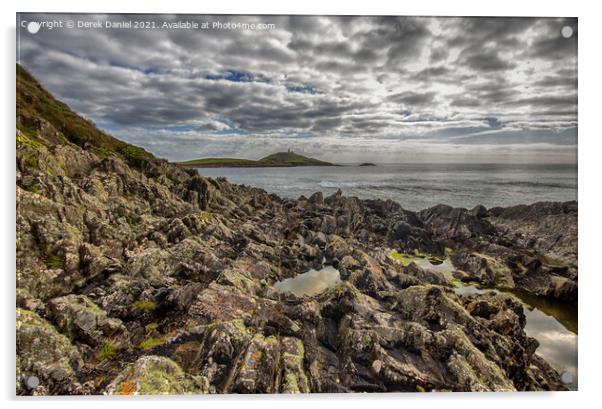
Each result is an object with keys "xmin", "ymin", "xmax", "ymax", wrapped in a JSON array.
[
  {"xmin": 97, "ymin": 343, "xmax": 117, "ymax": 361},
  {"xmin": 139, "ymin": 337, "xmax": 164, "ymax": 351},
  {"xmin": 44, "ymin": 254, "xmax": 64, "ymax": 269}
]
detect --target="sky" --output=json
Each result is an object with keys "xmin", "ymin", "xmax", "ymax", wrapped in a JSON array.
[{"xmin": 17, "ymin": 14, "xmax": 577, "ymax": 163}]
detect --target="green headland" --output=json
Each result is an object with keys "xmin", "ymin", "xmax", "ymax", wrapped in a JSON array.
[{"xmin": 177, "ymin": 150, "xmax": 337, "ymax": 168}]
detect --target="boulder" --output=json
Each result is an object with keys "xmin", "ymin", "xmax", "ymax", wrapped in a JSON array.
[
  {"xmin": 48, "ymin": 294, "xmax": 125, "ymax": 346},
  {"xmin": 16, "ymin": 309, "xmax": 83, "ymax": 395}
]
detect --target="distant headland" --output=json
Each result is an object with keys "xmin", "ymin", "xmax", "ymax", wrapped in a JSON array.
[{"xmin": 176, "ymin": 150, "xmax": 337, "ymax": 168}]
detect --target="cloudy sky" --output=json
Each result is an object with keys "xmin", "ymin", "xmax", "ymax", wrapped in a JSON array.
[{"xmin": 18, "ymin": 14, "xmax": 577, "ymax": 163}]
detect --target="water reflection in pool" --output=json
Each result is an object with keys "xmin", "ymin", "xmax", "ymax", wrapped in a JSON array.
[
  {"xmin": 275, "ymin": 258, "xmax": 578, "ymax": 389},
  {"xmin": 453, "ymin": 284, "xmax": 578, "ymax": 389},
  {"xmin": 402, "ymin": 254, "xmax": 578, "ymax": 389}
]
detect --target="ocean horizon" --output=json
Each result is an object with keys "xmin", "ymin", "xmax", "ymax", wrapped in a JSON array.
[{"xmin": 197, "ymin": 162, "xmax": 578, "ymax": 211}]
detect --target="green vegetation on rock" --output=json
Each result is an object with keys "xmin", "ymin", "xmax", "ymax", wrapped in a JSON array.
[
  {"xmin": 132, "ymin": 299, "xmax": 156, "ymax": 313},
  {"xmin": 389, "ymin": 250, "xmax": 421, "ymax": 266},
  {"xmin": 139, "ymin": 337, "xmax": 164, "ymax": 351},
  {"xmin": 98, "ymin": 343, "xmax": 117, "ymax": 361},
  {"xmin": 44, "ymin": 254, "xmax": 64, "ymax": 269},
  {"xmin": 16, "ymin": 309, "xmax": 83, "ymax": 394},
  {"xmin": 107, "ymin": 356, "xmax": 203, "ymax": 395},
  {"xmin": 15, "ymin": 63, "xmax": 577, "ymax": 394},
  {"xmin": 17, "ymin": 64, "xmax": 153, "ymax": 170},
  {"xmin": 197, "ymin": 211, "xmax": 214, "ymax": 223},
  {"xmin": 16, "ymin": 130, "xmax": 43, "ymax": 149},
  {"xmin": 25, "ymin": 185, "xmax": 41, "ymax": 195},
  {"xmin": 145, "ymin": 322, "xmax": 159, "ymax": 332}
]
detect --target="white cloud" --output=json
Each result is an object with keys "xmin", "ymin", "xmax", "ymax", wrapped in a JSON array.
[{"xmin": 18, "ymin": 14, "xmax": 577, "ymax": 163}]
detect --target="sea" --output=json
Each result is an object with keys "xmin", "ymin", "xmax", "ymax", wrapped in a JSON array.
[{"xmin": 197, "ymin": 163, "xmax": 577, "ymax": 211}]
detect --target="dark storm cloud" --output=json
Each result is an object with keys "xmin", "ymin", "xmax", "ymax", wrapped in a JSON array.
[
  {"xmin": 449, "ymin": 96, "xmax": 481, "ymax": 108},
  {"xmin": 444, "ymin": 17, "xmax": 536, "ymax": 49},
  {"xmin": 534, "ymin": 75, "xmax": 578, "ymax": 88},
  {"xmin": 529, "ymin": 18, "xmax": 577, "ymax": 61},
  {"xmin": 388, "ymin": 91, "xmax": 437, "ymax": 106},
  {"xmin": 381, "ymin": 17, "xmax": 432, "ymax": 68},
  {"xmin": 410, "ymin": 66, "xmax": 452, "ymax": 82},
  {"xmin": 509, "ymin": 95, "xmax": 578, "ymax": 108},
  {"xmin": 17, "ymin": 13, "xmax": 577, "ymax": 162},
  {"xmin": 462, "ymin": 52, "xmax": 517, "ymax": 72},
  {"xmin": 429, "ymin": 47, "xmax": 449, "ymax": 63}
]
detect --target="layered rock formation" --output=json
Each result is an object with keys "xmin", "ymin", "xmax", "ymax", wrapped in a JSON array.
[{"xmin": 16, "ymin": 65, "xmax": 576, "ymax": 394}]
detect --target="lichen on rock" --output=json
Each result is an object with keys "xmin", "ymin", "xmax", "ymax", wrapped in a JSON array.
[
  {"xmin": 16, "ymin": 308, "xmax": 84, "ymax": 395},
  {"xmin": 106, "ymin": 355, "xmax": 205, "ymax": 395},
  {"xmin": 15, "ymin": 64, "xmax": 575, "ymax": 395}
]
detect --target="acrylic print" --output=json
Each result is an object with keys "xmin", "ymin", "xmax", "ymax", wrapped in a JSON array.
[{"xmin": 16, "ymin": 14, "xmax": 577, "ymax": 394}]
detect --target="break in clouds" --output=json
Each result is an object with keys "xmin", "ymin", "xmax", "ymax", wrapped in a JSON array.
[{"xmin": 17, "ymin": 14, "xmax": 577, "ymax": 163}]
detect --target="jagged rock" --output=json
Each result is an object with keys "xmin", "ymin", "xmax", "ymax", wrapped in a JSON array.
[
  {"xmin": 420, "ymin": 204, "xmax": 495, "ymax": 240},
  {"xmin": 48, "ymin": 294, "xmax": 125, "ymax": 346},
  {"xmin": 15, "ymin": 65, "xmax": 575, "ymax": 395},
  {"xmin": 280, "ymin": 337, "xmax": 310, "ymax": 393},
  {"xmin": 471, "ymin": 204, "xmax": 489, "ymax": 218},
  {"xmin": 16, "ymin": 309, "xmax": 84, "ymax": 395}
]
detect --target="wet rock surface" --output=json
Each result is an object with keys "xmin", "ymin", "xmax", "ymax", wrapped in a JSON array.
[{"xmin": 16, "ymin": 65, "xmax": 576, "ymax": 394}]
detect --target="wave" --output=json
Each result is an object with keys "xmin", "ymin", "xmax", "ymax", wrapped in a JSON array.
[
  {"xmin": 488, "ymin": 180, "xmax": 576, "ymax": 189},
  {"xmin": 318, "ymin": 179, "xmax": 575, "ymax": 191},
  {"xmin": 318, "ymin": 180, "xmax": 454, "ymax": 193}
]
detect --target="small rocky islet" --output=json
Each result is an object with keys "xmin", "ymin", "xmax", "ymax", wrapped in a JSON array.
[{"xmin": 16, "ymin": 64, "xmax": 577, "ymax": 395}]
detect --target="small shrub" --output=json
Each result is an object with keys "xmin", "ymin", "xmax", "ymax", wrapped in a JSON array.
[
  {"xmin": 139, "ymin": 337, "xmax": 164, "ymax": 351},
  {"xmin": 97, "ymin": 343, "xmax": 117, "ymax": 361},
  {"xmin": 44, "ymin": 254, "xmax": 63, "ymax": 269},
  {"xmin": 119, "ymin": 145, "xmax": 146, "ymax": 158},
  {"xmin": 25, "ymin": 185, "xmax": 41, "ymax": 194},
  {"xmin": 118, "ymin": 145, "xmax": 149, "ymax": 168},
  {"xmin": 92, "ymin": 147, "xmax": 109, "ymax": 159}
]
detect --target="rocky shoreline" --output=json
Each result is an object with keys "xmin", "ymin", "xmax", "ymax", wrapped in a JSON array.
[{"xmin": 16, "ymin": 66, "xmax": 577, "ymax": 394}]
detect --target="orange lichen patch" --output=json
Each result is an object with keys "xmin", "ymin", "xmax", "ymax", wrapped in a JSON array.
[
  {"xmin": 363, "ymin": 254, "xmax": 383, "ymax": 275},
  {"xmin": 370, "ymin": 264, "xmax": 382, "ymax": 274},
  {"xmin": 117, "ymin": 379, "xmax": 137, "ymax": 395},
  {"xmin": 95, "ymin": 376, "xmax": 105, "ymax": 389},
  {"xmin": 250, "ymin": 350, "xmax": 263, "ymax": 366},
  {"xmin": 189, "ymin": 284, "xmax": 256, "ymax": 323}
]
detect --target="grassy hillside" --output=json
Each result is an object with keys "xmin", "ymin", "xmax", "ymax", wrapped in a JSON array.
[
  {"xmin": 178, "ymin": 151, "xmax": 335, "ymax": 168},
  {"xmin": 259, "ymin": 151, "xmax": 330, "ymax": 165},
  {"xmin": 16, "ymin": 64, "xmax": 334, "ymax": 170},
  {"xmin": 177, "ymin": 157, "xmax": 259, "ymax": 167},
  {"xmin": 16, "ymin": 64, "xmax": 155, "ymax": 169}
]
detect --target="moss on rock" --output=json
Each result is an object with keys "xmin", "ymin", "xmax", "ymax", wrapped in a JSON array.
[
  {"xmin": 16, "ymin": 308, "xmax": 83, "ymax": 395},
  {"xmin": 280, "ymin": 337, "xmax": 309, "ymax": 393},
  {"xmin": 106, "ymin": 355, "xmax": 204, "ymax": 395},
  {"xmin": 48, "ymin": 294, "xmax": 125, "ymax": 347}
]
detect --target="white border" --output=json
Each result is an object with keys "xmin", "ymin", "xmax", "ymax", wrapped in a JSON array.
[{"xmin": 3, "ymin": 1, "xmax": 601, "ymax": 408}]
